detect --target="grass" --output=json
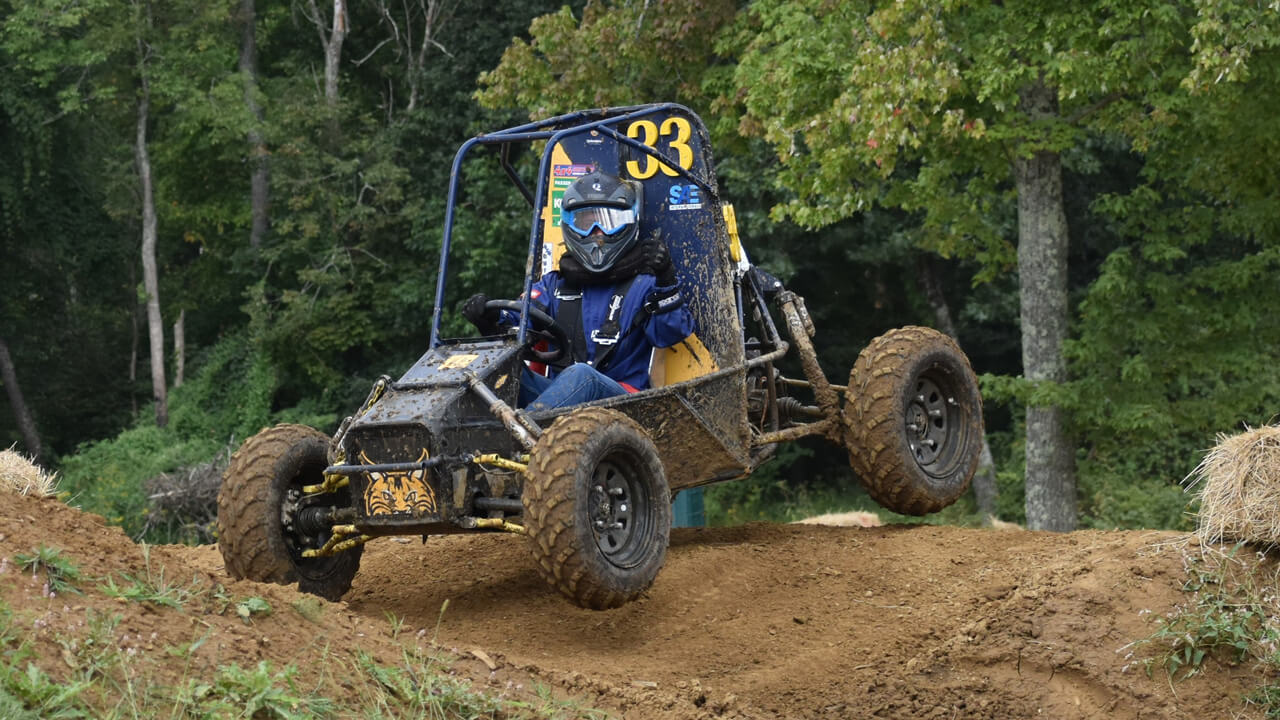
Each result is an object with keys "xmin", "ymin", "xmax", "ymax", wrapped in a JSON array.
[
  {"xmin": 1124, "ymin": 542, "xmax": 1280, "ymax": 717},
  {"xmin": 99, "ymin": 544, "xmax": 201, "ymax": 608},
  {"xmin": 12, "ymin": 545, "xmax": 83, "ymax": 597},
  {"xmin": 0, "ymin": 562, "xmax": 604, "ymax": 720}
]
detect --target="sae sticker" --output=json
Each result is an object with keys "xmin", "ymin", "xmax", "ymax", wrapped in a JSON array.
[{"xmin": 668, "ymin": 184, "xmax": 703, "ymax": 211}]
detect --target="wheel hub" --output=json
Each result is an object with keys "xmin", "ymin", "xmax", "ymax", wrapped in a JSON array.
[
  {"xmin": 588, "ymin": 462, "xmax": 640, "ymax": 561},
  {"xmin": 904, "ymin": 376, "xmax": 955, "ymax": 470},
  {"xmin": 282, "ymin": 487, "xmax": 343, "ymax": 555}
]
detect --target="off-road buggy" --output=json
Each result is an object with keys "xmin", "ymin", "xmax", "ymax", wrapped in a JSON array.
[{"xmin": 216, "ymin": 104, "xmax": 985, "ymax": 610}]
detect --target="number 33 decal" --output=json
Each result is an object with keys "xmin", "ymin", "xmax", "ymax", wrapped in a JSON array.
[{"xmin": 625, "ymin": 117, "xmax": 693, "ymax": 179}]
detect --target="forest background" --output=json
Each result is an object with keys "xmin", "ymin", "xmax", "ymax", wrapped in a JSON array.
[{"xmin": 3, "ymin": 0, "xmax": 1279, "ymax": 543}]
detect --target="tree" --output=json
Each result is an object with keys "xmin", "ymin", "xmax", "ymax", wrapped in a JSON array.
[
  {"xmin": 133, "ymin": 0, "xmax": 168, "ymax": 427},
  {"xmin": 239, "ymin": 0, "xmax": 270, "ymax": 249},
  {"xmin": 303, "ymin": 0, "xmax": 349, "ymax": 108},
  {"xmin": 727, "ymin": 0, "xmax": 1198, "ymax": 530},
  {"xmin": 0, "ymin": 336, "xmax": 42, "ymax": 461}
]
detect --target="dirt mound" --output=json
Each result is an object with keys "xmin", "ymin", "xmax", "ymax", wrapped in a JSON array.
[{"xmin": 1, "ymin": 491, "xmax": 1267, "ymax": 718}]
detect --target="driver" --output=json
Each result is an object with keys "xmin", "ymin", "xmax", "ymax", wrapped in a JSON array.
[{"xmin": 463, "ymin": 170, "xmax": 694, "ymax": 410}]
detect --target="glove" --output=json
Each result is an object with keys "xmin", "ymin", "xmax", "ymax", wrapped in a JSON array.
[
  {"xmin": 651, "ymin": 243, "xmax": 678, "ymax": 288},
  {"xmin": 643, "ymin": 282, "xmax": 684, "ymax": 315},
  {"xmin": 462, "ymin": 293, "xmax": 500, "ymax": 335}
]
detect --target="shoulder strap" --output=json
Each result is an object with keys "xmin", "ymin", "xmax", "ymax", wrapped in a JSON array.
[
  {"xmin": 587, "ymin": 276, "xmax": 639, "ymax": 373},
  {"xmin": 551, "ymin": 280, "xmax": 586, "ymax": 370}
]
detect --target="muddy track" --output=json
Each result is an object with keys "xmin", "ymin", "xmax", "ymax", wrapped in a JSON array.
[
  {"xmin": 2, "ymin": 491, "xmax": 1261, "ymax": 719},
  {"xmin": 335, "ymin": 522, "xmax": 1246, "ymax": 719}
]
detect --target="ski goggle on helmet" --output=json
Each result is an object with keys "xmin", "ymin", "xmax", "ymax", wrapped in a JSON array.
[
  {"xmin": 562, "ymin": 203, "xmax": 639, "ymax": 237},
  {"xmin": 559, "ymin": 170, "xmax": 643, "ymax": 273}
]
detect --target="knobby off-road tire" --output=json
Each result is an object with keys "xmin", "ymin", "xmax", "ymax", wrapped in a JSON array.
[
  {"xmin": 845, "ymin": 326, "xmax": 983, "ymax": 516},
  {"xmin": 523, "ymin": 408, "xmax": 671, "ymax": 610},
  {"xmin": 217, "ymin": 424, "xmax": 361, "ymax": 601}
]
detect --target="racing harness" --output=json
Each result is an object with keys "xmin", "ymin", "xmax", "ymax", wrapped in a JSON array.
[{"xmin": 548, "ymin": 276, "xmax": 682, "ymax": 374}]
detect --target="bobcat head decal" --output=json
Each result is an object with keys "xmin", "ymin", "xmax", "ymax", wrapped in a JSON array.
[{"xmin": 360, "ymin": 449, "xmax": 438, "ymax": 517}]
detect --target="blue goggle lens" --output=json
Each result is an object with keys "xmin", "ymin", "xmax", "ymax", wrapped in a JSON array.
[{"xmin": 563, "ymin": 205, "xmax": 637, "ymax": 237}]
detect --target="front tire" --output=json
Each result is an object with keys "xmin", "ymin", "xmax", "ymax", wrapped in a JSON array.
[
  {"xmin": 216, "ymin": 424, "xmax": 361, "ymax": 601},
  {"xmin": 845, "ymin": 327, "xmax": 983, "ymax": 515},
  {"xmin": 523, "ymin": 408, "xmax": 671, "ymax": 610}
]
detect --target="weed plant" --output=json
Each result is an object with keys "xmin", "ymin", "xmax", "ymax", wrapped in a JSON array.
[
  {"xmin": 1124, "ymin": 543, "xmax": 1280, "ymax": 717},
  {"xmin": 13, "ymin": 545, "xmax": 82, "ymax": 596},
  {"xmin": 1, "ymin": 565, "xmax": 601, "ymax": 719}
]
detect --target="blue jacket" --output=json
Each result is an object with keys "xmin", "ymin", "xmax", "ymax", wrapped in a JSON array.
[{"xmin": 512, "ymin": 271, "xmax": 695, "ymax": 391}]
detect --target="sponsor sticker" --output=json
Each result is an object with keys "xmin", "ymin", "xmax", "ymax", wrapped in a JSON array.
[
  {"xmin": 550, "ymin": 163, "xmax": 595, "ymax": 227},
  {"xmin": 441, "ymin": 353, "xmax": 478, "ymax": 369},
  {"xmin": 667, "ymin": 184, "xmax": 703, "ymax": 211}
]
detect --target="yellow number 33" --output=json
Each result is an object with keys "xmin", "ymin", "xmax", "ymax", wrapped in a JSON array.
[{"xmin": 625, "ymin": 117, "xmax": 693, "ymax": 180}]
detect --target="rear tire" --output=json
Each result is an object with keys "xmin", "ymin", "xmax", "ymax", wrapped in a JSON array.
[
  {"xmin": 845, "ymin": 326, "xmax": 983, "ymax": 515},
  {"xmin": 217, "ymin": 424, "xmax": 361, "ymax": 601},
  {"xmin": 523, "ymin": 408, "xmax": 671, "ymax": 610}
]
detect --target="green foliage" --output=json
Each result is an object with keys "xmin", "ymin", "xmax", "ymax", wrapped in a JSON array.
[
  {"xmin": 100, "ymin": 567, "xmax": 198, "ymax": 609},
  {"xmin": 477, "ymin": 0, "xmax": 736, "ymax": 115},
  {"xmin": 55, "ymin": 610, "xmax": 124, "ymax": 684},
  {"xmin": 11, "ymin": 0, "xmax": 1280, "ymax": 539},
  {"xmin": 180, "ymin": 661, "xmax": 332, "ymax": 720},
  {"xmin": 58, "ymin": 423, "xmax": 220, "ymax": 539},
  {"xmin": 168, "ymin": 331, "xmax": 281, "ymax": 444},
  {"xmin": 12, "ymin": 545, "xmax": 83, "ymax": 596},
  {"xmin": 354, "ymin": 649, "xmax": 514, "ymax": 719},
  {"xmin": 0, "ymin": 661, "xmax": 90, "ymax": 719},
  {"xmin": 235, "ymin": 597, "xmax": 272, "ymax": 625},
  {"xmin": 1127, "ymin": 544, "xmax": 1280, "ymax": 717}
]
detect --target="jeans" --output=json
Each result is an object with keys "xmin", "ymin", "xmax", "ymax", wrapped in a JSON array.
[{"xmin": 520, "ymin": 363, "xmax": 628, "ymax": 411}]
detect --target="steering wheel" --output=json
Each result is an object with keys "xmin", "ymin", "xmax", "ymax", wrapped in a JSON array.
[{"xmin": 483, "ymin": 299, "xmax": 571, "ymax": 364}]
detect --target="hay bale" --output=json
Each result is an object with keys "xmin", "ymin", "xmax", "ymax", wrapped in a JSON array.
[
  {"xmin": 0, "ymin": 446, "xmax": 58, "ymax": 497},
  {"xmin": 793, "ymin": 510, "xmax": 883, "ymax": 528},
  {"xmin": 1186, "ymin": 425, "xmax": 1280, "ymax": 546},
  {"xmin": 986, "ymin": 515, "xmax": 1024, "ymax": 531}
]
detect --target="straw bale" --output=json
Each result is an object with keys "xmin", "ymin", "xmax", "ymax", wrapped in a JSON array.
[
  {"xmin": 0, "ymin": 446, "xmax": 58, "ymax": 497},
  {"xmin": 1186, "ymin": 425, "xmax": 1280, "ymax": 546},
  {"xmin": 793, "ymin": 510, "xmax": 883, "ymax": 528}
]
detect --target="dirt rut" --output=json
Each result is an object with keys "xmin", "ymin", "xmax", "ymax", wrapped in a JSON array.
[{"xmin": 3, "ymin": 491, "xmax": 1265, "ymax": 719}]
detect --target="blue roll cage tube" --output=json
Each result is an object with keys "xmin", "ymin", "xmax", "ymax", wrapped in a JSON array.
[{"xmin": 428, "ymin": 103, "xmax": 721, "ymax": 350}]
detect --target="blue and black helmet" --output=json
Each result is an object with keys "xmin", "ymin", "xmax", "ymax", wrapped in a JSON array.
[{"xmin": 560, "ymin": 170, "xmax": 642, "ymax": 273}]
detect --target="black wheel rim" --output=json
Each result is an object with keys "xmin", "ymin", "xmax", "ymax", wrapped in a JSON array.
[
  {"xmin": 281, "ymin": 461, "xmax": 351, "ymax": 579},
  {"xmin": 903, "ymin": 370, "xmax": 967, "ymax": 478},
  {"xmin": 587, "ymin": 453, "xmax": 653, "ymax": 569}
]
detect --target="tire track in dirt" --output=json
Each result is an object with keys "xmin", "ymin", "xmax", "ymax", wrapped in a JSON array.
[
  {"xmin": 341, "ymin": 522, "xmax": 1253, "ymax": 719},
  {"xmin": 4, "ymin": 488, "xmax": 1259, "ymax": 720}
]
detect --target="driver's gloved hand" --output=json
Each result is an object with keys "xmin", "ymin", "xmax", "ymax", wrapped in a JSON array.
[
  {"xmin": 462, "ymin": 293, "xmax": 501, "ymax": 335},
  {"xmin": 653, "ymin": 246, "xmax": 678, "ymax": 288}
]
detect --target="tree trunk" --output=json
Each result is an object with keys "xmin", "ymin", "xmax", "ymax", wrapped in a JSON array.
[
  {"xmin": 916, "ymin": 254, "xmax": 998, "ymax": 520},
  {"xmin": 1014, "ymin": 79, "xmax": 1076, "ymax": 532},
  {"xmin": 307, "ymin": 0, "xmax": 348, "ymax": 107},
  {"xmin": 405, "ymin": 0, "xmax": 453, "ymax": 113},
  {"xmin": 238, "ymin": 0, "xmax": 270, "ymax": 249},
  {"xmin": 0, "ymin": 336, "xmax": 43, "ymax": 462},
  {"xmin": 173, "ymin": 309, "xmax": 185, "ymax": 388},
  {"xmin": 137, "ymin": 31, "xmax": 167, "ymax": 428},
  {"xmin": 129, "ymin": 261, "xmax": 139, "ymax": 417}
]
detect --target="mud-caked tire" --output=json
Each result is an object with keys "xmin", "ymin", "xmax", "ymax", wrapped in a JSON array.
[
  {"xmin": 523, "ymin": 408, "xmax": 671, "ymax": 610},
  {"xmin": 845, "ymin": 326, "xmax": 983, "ymax": 516},
  {"xmin": 217, "ymin": 424, "xmax": 361, "ymax": 601}
]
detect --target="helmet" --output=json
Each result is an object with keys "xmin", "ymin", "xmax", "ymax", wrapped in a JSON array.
[{"xmin": 560, "ymin": 170, "xmax": 642, "ymax": 273}]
